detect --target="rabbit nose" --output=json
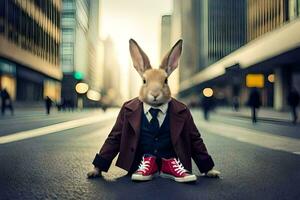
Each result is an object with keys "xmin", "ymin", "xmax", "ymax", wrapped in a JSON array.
[{"xmin": 151, "ymin": 93, "xmax": 159, "ymax": 99}]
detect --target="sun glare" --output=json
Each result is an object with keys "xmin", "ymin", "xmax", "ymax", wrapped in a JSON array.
[{"xmin": 99, "ymin": 0, "xmax": 173, "ymax": 99}]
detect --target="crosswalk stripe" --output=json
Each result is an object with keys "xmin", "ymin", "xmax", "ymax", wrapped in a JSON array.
[
  {"xmin": 0, "ymin": 111, "xmax": 118, "ymax": 144},
  {"xmin": 198, "ymin": 121, "xmax": 300, "ymax": 155}
]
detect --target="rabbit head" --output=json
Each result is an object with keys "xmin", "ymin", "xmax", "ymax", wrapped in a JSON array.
[{"xmin": 129, "ymin": 39, "xmax": 183, "ymax": 107}]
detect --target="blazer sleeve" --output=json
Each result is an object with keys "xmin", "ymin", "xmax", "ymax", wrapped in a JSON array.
[
  {"xmin": 92, "ymin": 104, "xmax": 125, "ymax": 172},
  {"xmin": 187, "ymin": 109, "xmax": 215, "ymax": 173}
]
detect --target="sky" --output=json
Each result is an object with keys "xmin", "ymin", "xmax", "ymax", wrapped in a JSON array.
[
  {"xmin": 100, "ymin": 0, "xmax": 173, "ymax": 67},
  {"xmin": 100, "ymin": 0, "xmax": 173, "ymax": 99}
]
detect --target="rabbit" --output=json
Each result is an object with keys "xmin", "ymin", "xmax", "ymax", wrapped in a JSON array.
[{"xmin": 87, "ymin": 39, "xmax": 220, "ymax": 181}]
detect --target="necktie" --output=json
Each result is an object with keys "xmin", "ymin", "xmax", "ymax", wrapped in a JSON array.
[{"xmin": 149, "ymin": 108, "xmax": 160, "ymax": 132}]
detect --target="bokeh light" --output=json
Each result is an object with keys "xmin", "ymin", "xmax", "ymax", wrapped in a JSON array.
[
  {"xmin": 87, "ymin": 90, "xmax": 101, "ymax": 101},
  {"xmin": 203, "ymin": 88, "xmax": 214, "ymax": 97},
  {"xmin": 268, "ymin": 74, "xmax": 275, "ymax": 83},
  {"xmin": 75, "ymin": 83, "xmax": 89, "ymax": 94}
]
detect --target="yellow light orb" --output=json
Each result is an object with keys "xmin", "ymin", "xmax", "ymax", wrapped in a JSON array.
[
  {"xmin": 75, "ymin": 83, "xmax": 89, "ymax": 94},
  {"xmin": 203, "ymin": 88, "xmax": 214, "ymax": 97},
  {"xmin": 267, "ymin": 74, "xmax": 275, "ymax": 83},
  {"xmin": 87, "ymin": 90, "xmax": 101, "ymax": 101}
]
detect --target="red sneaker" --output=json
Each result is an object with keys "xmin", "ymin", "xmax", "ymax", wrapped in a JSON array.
[
  {"xmin": 131, "ymin": 156, "xmax": 158, "ymax": 181},
  {"xmin": 160, "ymin": 158, "xmax": 197, "ymax": 182}
]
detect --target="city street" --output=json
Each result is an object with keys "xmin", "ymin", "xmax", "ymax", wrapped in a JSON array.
[{"xmin": 1, "ymin": 108, "xmax": 300, "ymax": 200}]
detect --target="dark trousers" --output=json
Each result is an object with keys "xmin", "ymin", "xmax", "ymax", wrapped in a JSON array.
[
  {"xmin": 291, "ymin": 106, "xmax": 298, "ymax": 124},
  {"xmin": 251, "ymin": 107, "xmax": 257, "ymax": 123},
  {"xmin": 1, "ymin": 100, "xmax": 13, "ymax": 116},
  {"xmin": 46, "ymin": 106, "xmax": 51, "ymax": 115},
  {"xmin": 203, "ymin": 109, "xmax": 209, "ymax": 121}
]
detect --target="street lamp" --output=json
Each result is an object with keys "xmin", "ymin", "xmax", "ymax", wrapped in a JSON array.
[
  {"xmin": 75, "ymin": 83, "xmax": 89, "ymax": 94},
  {"xmin": 87, "ymin": 90, "xmax": 101, "ymax": 101},
  {"xmin": 75, "ymin": 82, "xmax": 89, "ymax": 109},
  {"xmin": 203, "ymin": 88, "xmax": 214, "ymax": 97},
  {"xmin": 267, "ymin": 74, "xmax": 275, "ymax": 83}
]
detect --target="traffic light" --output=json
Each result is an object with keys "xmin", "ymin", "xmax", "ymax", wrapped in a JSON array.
[{"xmin": 74, "ymin": 71, "xmax": 84, "ymax": 80}]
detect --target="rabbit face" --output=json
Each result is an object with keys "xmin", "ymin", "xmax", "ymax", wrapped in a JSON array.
[
  {"xmin": 140, "ymin": 69, "xmax": 171, "ymax": 106},
  {"xmin": 129, "ymin": 39, "xmax": 182, "ymax": 107}
]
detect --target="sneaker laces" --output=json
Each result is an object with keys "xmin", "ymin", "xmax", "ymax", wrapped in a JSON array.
[
  {"xmin": 137, "ymin": 157, "xmax": 150, "ymax": 173},
  {"xmin": 171, "ymin": 158, "xmax": 187, "ymax": 175}
]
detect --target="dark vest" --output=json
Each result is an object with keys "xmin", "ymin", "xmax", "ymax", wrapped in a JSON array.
[{"xmin": 137, "ymin": 106, "xmax": 176, "ymax": 159}]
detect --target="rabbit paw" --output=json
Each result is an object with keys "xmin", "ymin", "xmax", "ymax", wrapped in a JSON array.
[
  {"xmin": 205, "ymin": 169, "xmax": 221, "ymax": 178},
  {"xmin": 87, "ymin": 167, "xmax": 101, "ymax": 179}
]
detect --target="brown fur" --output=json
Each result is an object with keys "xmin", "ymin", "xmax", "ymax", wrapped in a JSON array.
[
  {"xmin": 129, "ymin": 39, "xmax": 183, "ymax": 107},
  {"xmin": 139, "ymin": 69, "xmax": 171, "ymax": 106}
]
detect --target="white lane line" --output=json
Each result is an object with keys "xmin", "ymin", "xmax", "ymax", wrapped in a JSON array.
[
  {"xmin": 198, "ymin": 121, "xmax": 300, "ymax": 155},
  {"xmin": 0, "ymin": 111, "xmax": 118, "ymax": 144}
]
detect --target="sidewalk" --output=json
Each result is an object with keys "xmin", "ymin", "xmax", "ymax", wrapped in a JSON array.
[
  {"xmin": 215, "ymin": 107, "xmax": 297, "ymax": 123},
  {"xmin": 0, "ymin": 105, "xmax": 120, "ymax": 119}
]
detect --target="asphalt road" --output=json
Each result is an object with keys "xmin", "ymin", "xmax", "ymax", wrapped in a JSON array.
[{"xmin": 0, "ymin": 108, "xmax": 300, "ymax": 200}]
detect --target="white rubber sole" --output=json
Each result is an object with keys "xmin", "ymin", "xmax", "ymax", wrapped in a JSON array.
[
  {"xmin": 160, "ymin": 172, "xmax": 197, "ymax": 182},
  {"xmin": 131, "ymin": 173, "xmax": 156, "ymax": 181}
]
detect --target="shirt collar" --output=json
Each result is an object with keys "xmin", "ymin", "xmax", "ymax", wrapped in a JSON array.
[{"xmin": 143, "ymin": 102, "xmax": 169, "ymax": 115}]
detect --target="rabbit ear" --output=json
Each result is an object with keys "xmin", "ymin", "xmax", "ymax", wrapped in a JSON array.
[
  {"xmin": 160, "ymin": 39, "xmax": 183, "ymax": 76},
  {"xmin": 129, "ymin": 39, "xmax": 151, "ymax": 76}
]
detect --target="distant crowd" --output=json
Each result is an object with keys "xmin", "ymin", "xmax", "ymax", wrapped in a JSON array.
[
  {"xmin": 1, "ymin": 87, "xmax": 299, "ymax": 124},
  {"xmin": 191, "ymin": 87, "xmax": 299, "ymax": 124}
]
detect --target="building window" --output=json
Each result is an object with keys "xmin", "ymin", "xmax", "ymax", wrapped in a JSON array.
[
  {"xmin": 289, "ymin": 0, "xmax": 297, "ymax": 20},
  {"xmin": 297, "ymin": 0, "xmax": 300, "ymax": 16},
  {"xmin": 62, "ymin": 0, "xmax": 75, "ymax": 11},
  {"xmin": 0, "ymin": 0, "xmax": 5, "ymax": 34},
  {"xmin": 61, "ymin": 43, "xmax": 74, "ymax": 54},
  {"xmin": 61, "ymin": 12, "xmax": 75, "ymax": 26},
  {"xmin": 62, "ymin": 28, "xmax": 74, "ymax": 42}
]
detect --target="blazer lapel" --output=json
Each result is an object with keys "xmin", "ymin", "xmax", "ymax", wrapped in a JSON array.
[
  {"xmin": 169, "ymin": 98, "xmax": 186, "ymax": 145},
  {"xmin": 125, "ymin": 98, "xmax": 143, "ymax": 136},
  {"xmin": 124, "ymin": 97, "xmax": 186, "ymax": 144}
]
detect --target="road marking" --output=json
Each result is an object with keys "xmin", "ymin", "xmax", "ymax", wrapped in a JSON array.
[
  {"xmin": 198, "ymin": 121, "xmax": 300, "ymax": 155},
  {"xmin": 0, "ymin": 111, "xmax": 118, "ymax": 144}
]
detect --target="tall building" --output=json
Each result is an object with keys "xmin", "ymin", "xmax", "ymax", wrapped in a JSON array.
[
  {"xmin": 175, "ymin": 0, "xmax": 247, "ymax": 82},
  {"xmin": 160, "ymin": 15, "xmax": 172, "ymax": 60},
  {"xmin": 168, "ymin": 0, "xmax": 183, "ymax": 96},
  {"xmin": 0, "ymin": 0, "xmax": 62, "ymax": 103},
  {"xmin": 175, "ymin": 0, "xmax": 300, "ymax": 110},
  {"xmin": 60, "ymin": 0, "xmax": 89, "ymax": 103},
  {"xmin": 206, "ymin": 0, "xmax": 246, "ymax": 64},
  {"xmin": 101, "ymin": 37, "xmax": 121, "ymax": 106},
  {"xmin": 247, "ymin": 0, "xmax": 289, "ymax": 41},
  {"xmin": 87, "ymin": 0, "xmax": 103, "ymax": 92},
  {"xmin": 160, "ymin": 14, "xmax": 180, "ymax": 95},
  {"xmin": 60, "ymin": 0, "xmax": 102, "ymax": 105}
]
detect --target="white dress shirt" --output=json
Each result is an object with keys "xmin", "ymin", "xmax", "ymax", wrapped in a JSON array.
[{"xmin": 143, "ymin": 102, "xmax": 169, "ymax": 127}]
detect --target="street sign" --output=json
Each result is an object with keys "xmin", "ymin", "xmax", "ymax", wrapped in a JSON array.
[{"xmin": 246, "ymin": 74, "xmax": 264, "ymax": 88}]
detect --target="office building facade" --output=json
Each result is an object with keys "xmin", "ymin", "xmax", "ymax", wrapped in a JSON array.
[
  {"xmin": 160, "ymin": 15, "xmax": 172, "ymax": 60},
  {"xmin": 175, "ymin": 0, "xmax": 300, "ymax": 110},
  {"xmin": 0, "ymin": 0, "xmax": 62, "ymax": 102},
  {"xmin": 175, "ymin": 0, "xmax": 246, "ymax": 83},
  {"xmin": 60, "ymin": 0, "xmax": 102, "ymax": 105},
  {"xmin": 60, "ymin": 0, "xmax": 89, "ymax": 103}
]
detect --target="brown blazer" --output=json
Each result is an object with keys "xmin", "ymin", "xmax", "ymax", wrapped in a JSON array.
[{"xmin": 92, "ymin": 97, "xmax": 214, "ymax": 173}]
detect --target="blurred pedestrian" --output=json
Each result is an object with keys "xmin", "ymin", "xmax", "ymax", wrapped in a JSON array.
[
  {"xmin": 247, "ymin": 88, "xmax": 261, "ymax": 123},
  {"xmin": 232, "ymin": 96, "xmax": 239, "ymax": 111},
  {"xmin": 287, "ymin": 89, "xmax": 299, "ymax": 124},
  {"xmin": 0, "ymin": 88, "xmax": 14, "ymax": 116},
  {"xmin": 201, "ymin": 96, "xmax": 214, "ymax": 121},
  {"xmin": 45, "ymin": 96, "xmax": 53, "ymax": 115}
]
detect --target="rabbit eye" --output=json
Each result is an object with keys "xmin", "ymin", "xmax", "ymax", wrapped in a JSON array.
[
  {"xmin": 164, "ymin": 78, "xmax": 168, "ymax": 84},
  {"xmin": 143, "ymin": 79, "xmax": 146, "ymax": 84}
]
